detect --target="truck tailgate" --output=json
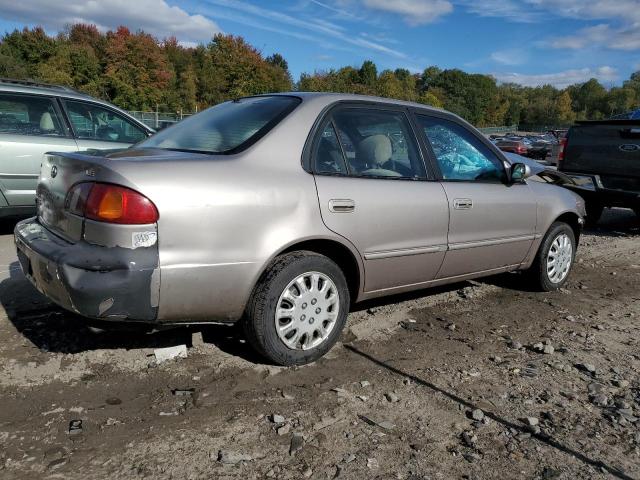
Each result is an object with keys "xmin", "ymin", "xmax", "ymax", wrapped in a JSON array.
[{"xmin": 563, "ymin": 121, "xmax": 640, "ymax": 179}]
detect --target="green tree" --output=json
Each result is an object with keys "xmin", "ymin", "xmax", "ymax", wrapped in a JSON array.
[
  {"xmin": 197, "ymin": 34, "xmax": 292, "ymax": 106},
  {"xmin": 266, "ymin": 53, "xmax": 288, "ymax": 72},
  {"xmin": 623, "ymin": 71, "xmax": 640, "ymax": 99},
  {"xmin": 359, "ymin": 60, "xmax": 377, "ymax": 89},
  {"xmin": 569, "ymin": 78, "xmax": 607, "ymax": 119},
  {"xmin": 376, "ymin": 69, "xmax": 404, "ymax": 99},
  {"xmin": 556, "ymin": 90, "xmax": 576, "ymax": 124},
  {"xmin": 418, "ymin": 66, "xmax": 442, "ymax": 92},
  {"xmin": 606, "ymin": 87, "xmax": 637, "ymax": 116},
  {"xmin": 0, "ymin": 27, "xmax": 57, "ymax": 77},
  {"xmin": 417, "ymin": 91, "xmax": 443, "ymax": 108}
]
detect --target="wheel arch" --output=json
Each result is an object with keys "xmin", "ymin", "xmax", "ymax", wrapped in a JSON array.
[
  {"xmin": 554, "ymin": 211, "xmax": 582, "ymax": 243},
  {"xmin": 521, "ymin": 209, "xmax": 582, "ymax": 270},
  {"xmin": 277, "ymin": 238, "xmax": 363, "ymax": 303}
]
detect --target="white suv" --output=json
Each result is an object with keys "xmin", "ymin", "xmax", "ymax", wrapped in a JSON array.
[{"xmin": 0, "ymin": 78, "xmax": 153, "ymax": 217}]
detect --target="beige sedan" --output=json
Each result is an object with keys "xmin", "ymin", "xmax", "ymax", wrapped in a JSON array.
[{"xmin": 15, "ymin": 93, "xmax": 585, "ymax": 365}]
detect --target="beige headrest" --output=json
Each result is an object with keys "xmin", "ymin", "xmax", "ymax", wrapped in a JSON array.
[
  {"xmin": 40, "ymin": 112, "xmax": 55, "ymax": 131},
  {"xmin": 357, "ymin": 134, "xmax": 392, "ymax": 166}
]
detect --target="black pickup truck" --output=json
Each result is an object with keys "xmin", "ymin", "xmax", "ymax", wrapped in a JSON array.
[{"xmin": 559, "ymin": 119, "xmax": 640, "ymax": 225}]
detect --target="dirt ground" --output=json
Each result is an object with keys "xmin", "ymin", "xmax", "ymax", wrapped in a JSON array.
[{"xmin": 0, "ymin": 209, "xmax": 639, "ymax": 480}]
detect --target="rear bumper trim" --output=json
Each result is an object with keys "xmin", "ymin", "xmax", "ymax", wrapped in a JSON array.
[{"xmin": 14, "ymin": 217, "xmax": 159, "ymax": 322}]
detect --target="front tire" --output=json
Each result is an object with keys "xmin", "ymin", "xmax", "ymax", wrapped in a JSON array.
[
  {"xmin": 243, "ymin": 251, "xmax": 350, "ymax": 366},
  {"xmin": 526, "ymin": 222, "xmax": 576, "ymax": 291}
]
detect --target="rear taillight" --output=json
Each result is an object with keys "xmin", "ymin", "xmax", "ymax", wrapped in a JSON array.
[
  {"xmin": 558, "ymin": 137, "xmax": 568, "ymax": 166},
  {"xmin": 65, "ymin": 182, "xmax": 158, "ymax": 224},
  {"xmin": 65, "ymin": 182, "xmax": 93, "ymax": 216}
]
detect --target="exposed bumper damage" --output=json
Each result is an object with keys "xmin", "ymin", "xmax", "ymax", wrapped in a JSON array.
[{"xmin": 14, "ymin": 217, "xmax": 159, "ymax": 322}]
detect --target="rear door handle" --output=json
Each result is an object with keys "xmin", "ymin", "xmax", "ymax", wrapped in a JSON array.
[
  {"xmin": 453, "ymin": 198, "xmax": 473, "ymax": 210},
  {"xmin": 328, "ymin": 199, "xmax": 355, "ymax": 213}
]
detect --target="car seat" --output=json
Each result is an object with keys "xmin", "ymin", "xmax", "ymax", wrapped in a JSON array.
[
  {"xmin": 356, "ymin": 134, "xmax": 401, "ymax": 177},
  {"xmin": 39, "ymin": 112, "xmax": 56, "ymax": 134}
]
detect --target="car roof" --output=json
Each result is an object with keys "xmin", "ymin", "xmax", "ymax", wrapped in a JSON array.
[
  {"xmin": 0, "ymin": 78, "xmax": 152, "ymax": 131},
  {"xmin": 261, "ymin": 91, "xmax": 450, "ymax": 115},
  {"xmin": 0, "ymin": 78, "xmax": 103, "ymax": 101}
]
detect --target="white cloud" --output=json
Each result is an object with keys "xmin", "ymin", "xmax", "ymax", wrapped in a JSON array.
[
  {"xmin": 546, "ymin": 22, "xmax": 640, "ymax": 51},
  {"xmin": 459, "ymin": 0, "xmax": 640, "ymax": 25},
  {"xmin": 494, "ymin": 66, "xmax": 618, "ymax": 88},
  {"xmin": 202, "ymin": 0, "xmax": 410, "ymax": 58},
  {"xmin": 0, "ymin": 0, "xmax": 221, "ymax": 44},
  {"xmin": 526, "ymin": 0, "xmax": 640, "ymax": 23},
  {"xmin": 459, "ymin": 0, "xmax": 540, "ymax": 23},
  {"xmin": 362, "ymin": 0, "xmax": 453, "ymax": 25},
  {"xmin": 309, "ymin": 0, "xmax": 360, "ymax": 19},
  {"xmin": 490, "ymin": 49, "xmax": 526, "ymax": 65}
]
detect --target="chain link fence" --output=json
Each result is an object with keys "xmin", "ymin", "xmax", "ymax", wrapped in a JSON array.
[
  {"xmin": 128, "ymin": 111, "xmax": 193, "ymax": 130},
  {"xmin": 477, "ymin": 125, "xmax": 518, "ymax": 135},
  {"xmin": 517, "ymin": 124, "xmax": 572, "ymax": 133}
]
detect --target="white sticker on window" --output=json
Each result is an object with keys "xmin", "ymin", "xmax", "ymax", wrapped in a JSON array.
[{"xmin": 132, "ymin": 231, "xmax": 157, "ymax": 248}]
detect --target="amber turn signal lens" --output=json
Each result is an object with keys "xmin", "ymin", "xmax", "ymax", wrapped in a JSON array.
[
  {"xmin": 69, "ymin": 182, "xmax": 159, "ymax": 224},
  {"xmin": 97, "ymin": 188, "xmax": 124, "ymax": 220}
]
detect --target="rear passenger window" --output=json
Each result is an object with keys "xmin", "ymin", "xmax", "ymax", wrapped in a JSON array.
[
  {"xmin": 314, "ymin": 122, "xmax": 347, "ymax": 174},
  {"xmin": 314, "ymin": 107, "xmax": 424, "ymax": 179},
  {"xmin": 0, "ymin": 94, "xmax": 65, "ymax": 137}
]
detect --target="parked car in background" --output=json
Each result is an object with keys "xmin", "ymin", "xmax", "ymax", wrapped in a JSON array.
[
  {"xmin": 0, "ymin": 79, "xmax": 153, "ymax": 217},
  {"xmin": 548, "ymin": 129, "xmax": 568, "ymax": 141},
  {"xmin": 523, "ymin": 137, "xmax": 551, "ymax": 160},
  {"xmin": 495, "ymin": 138, "xmax": 528, "ymax": 155},
  {"xmin": 494, "ymin": 135, "xmax": 551, "ymax": 161},
  {"xmin": 559, "ymin": 118, "xmax": 640, "ymax": 224},
  {"xmin": 15, "ymin": 93, "xmax": 585, "ymax": 366}
]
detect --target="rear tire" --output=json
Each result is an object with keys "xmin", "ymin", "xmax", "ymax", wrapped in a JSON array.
[
  {"xmin": 584, "ymin": 201, "xmax": 604, "ymax": 226},
  {"xmin": 243, "ymin": 251, "xmax": 350, "ymax": 366},
  {"xmin": 526, "ymin": 222, "xmax": 576, "ymax": 292}
]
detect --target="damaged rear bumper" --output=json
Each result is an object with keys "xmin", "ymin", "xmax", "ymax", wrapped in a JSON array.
[{"xmin": 14, "ymin": 217, "xmax": 159, "ymax": 322}]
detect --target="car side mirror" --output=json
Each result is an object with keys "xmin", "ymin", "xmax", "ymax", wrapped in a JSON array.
[{"xmin": 510, "ymin": 162, "xmax": 532, "ymax": 182}]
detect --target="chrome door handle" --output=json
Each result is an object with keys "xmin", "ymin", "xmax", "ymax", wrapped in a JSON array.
[
  {"xmin": 328, "ymin": 199, "xmax": 355, "ymax": 213},
  {"xmin": 453, "ymin": 198, "xmax": 473, "ymax": 210}
]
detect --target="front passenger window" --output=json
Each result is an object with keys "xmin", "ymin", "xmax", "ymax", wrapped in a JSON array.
[
  {"xmin": 65, "ymin": 101, "xmax": 147, "ymax": 143},
  {"xmin": 417, "ymin": 115, "xmax": 505, "ymax": 182}
]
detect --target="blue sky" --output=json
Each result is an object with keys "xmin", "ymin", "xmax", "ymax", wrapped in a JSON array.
[{"xmin": 0, "ymin": 0, "xmax": 639, "ymax": 88}]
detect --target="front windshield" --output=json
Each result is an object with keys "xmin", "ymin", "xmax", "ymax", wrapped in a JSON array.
[{"xmin": 138, "ymin": 96, "xmax": 300, "ymax": 154}]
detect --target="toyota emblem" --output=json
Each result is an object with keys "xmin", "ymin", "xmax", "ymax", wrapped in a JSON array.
[{"xmin": 51, "ymin": 165, "xmax": 58, "ymax": 178}]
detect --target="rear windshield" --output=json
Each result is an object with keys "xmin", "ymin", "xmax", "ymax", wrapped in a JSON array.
[{"xmin": 138, "ymin": 95, "xmax": 300, "ymax": 154}]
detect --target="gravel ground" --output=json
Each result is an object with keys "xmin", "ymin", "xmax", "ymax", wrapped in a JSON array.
[{"xmin": 0, "ymin": 208, "xmax": 639, "ymax": 480}]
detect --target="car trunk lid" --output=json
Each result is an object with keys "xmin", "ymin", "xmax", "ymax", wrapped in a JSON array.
[
  {"xmin": 37, "ymin": 148, "xmax": 213, "ymax": 242},
  {"xmin": 37, "ymin": 152, "xmax": 124, "ymax": 242}
]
